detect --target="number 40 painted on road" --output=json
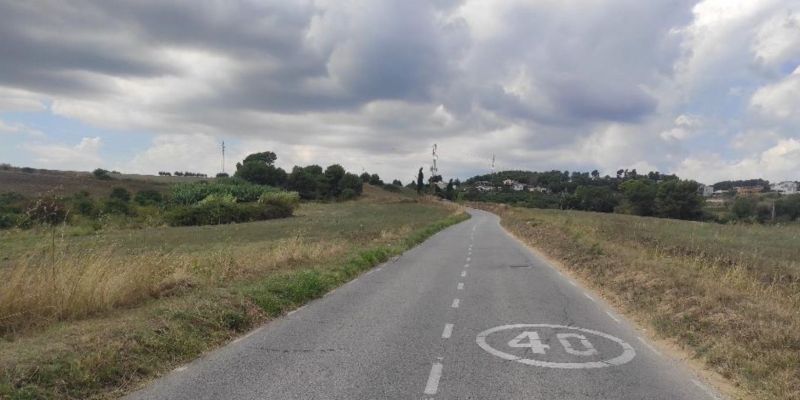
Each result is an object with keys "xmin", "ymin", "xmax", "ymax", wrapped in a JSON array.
[{"xmin": 508, "ymin": 331, "xmax": 598, "ymax": 356}]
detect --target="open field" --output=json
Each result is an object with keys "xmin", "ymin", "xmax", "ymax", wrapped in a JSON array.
[
  {"xmin": 0, "ymin": 168, "xmax": 210, "ymax": 198},
  {"xmin": 474, "ymin": 203, "xmax": 800, "ymax": 399},
  {"xmin": 0, "ymin": 186, "xmax": 467, "ymax": 399}
]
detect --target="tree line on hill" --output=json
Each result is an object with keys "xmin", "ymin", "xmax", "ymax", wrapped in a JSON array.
[
  {"xmin": 232, "ymin": 151, "xmax": 365, "ymax": 200},
  {"xmin": 463, "ymin": 170, "xmax": 704, "ymax": 221}
]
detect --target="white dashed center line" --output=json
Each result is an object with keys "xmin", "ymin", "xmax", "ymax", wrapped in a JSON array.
[
  {"xmin": 584, "ymin": 293, "xmax": 596, "ymax": 302},
  {"xmin": 451, "ymin": 298, "xmax": 460, "ymax": 308},
  {"xmin": 464, "ymin": 263, "xmax": 470, "ymax": 268},
  {"xmin": 442, "ymin": 323, "xmax": 454, "ymax": 339},
  {"xmin": 457, "ymin": 282, "xmax": 464, "ymax": 290},
  {"xmin": 461, "ymin": 271, "xmax": 467, "ymax": 277},
  {"xmin": 424, "ymin": 363, "xmax": 443, "ymax": 395}
]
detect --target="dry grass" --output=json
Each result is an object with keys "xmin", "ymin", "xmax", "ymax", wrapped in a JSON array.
[
  {"xmin": 0, "ymin": 191, "xmax": 468, "ymax": 399},
  {"xmin": 0, "ymin": 237, "xmax": 347, "ymax": 334},
  {"xmin": 474, "ymin": 203, "xmax": 800, "ymax": 400}
]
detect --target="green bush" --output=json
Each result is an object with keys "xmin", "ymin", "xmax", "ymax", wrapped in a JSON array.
[
  {"xmin": 340, "ymin": 188, "xmax": 357, "ymax": 200},
  {"xmin": 171, "ymin": 179, "xmax": 276, "ymax": 205},
  {"xmin": 258, "ymin": 191, "xmax": 300, "ymax": 211},
  {"xmin": 0, "ymin": 213, "xmax": 19, "ymax": 229},
  {"xmin": 165, "ymin": 202, "xmax": 292, "ymax": 227},
  {"xmin": 134, "ymin": 190, "xmax": 163, "ymax": 206},
  {"xmin": 103, "ymin": 199, "xmax": 131, "ymax": 215},
  {"xmin": 109, "ymin": 187, "xmax": 131, "ymax": 202},
  {"xmin": 92, "ymin": 168, "xmax": 112, "ymax": 180}
]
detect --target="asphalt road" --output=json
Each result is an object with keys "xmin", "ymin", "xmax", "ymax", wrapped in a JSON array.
[{"xmin": 127, "ymin": 209, "xmax": 722, "ymax": 400}]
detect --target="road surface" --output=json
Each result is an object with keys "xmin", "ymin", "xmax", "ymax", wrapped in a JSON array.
[{"xmin": 127, "ymin": 209, "xmax": 722, "ymax": 400}]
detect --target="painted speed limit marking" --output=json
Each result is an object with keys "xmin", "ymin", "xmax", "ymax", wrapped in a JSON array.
[{"xmin": 476, "ymin": 324, "xmax": 636, "ymax": 369}]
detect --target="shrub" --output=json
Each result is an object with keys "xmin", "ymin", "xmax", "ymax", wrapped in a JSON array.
[
  {"xmin": 258, "ymin": 191, "xmax": 300, "ymax": 211},
  {"xmin": 70, "ymin": 192, "xmax": 97, "ymax": 217},
  {"xmin": 0, "ymin": 213, "xmax": 17, "ymax": 228},
  {"xmin": 382, "ymin": 184, "xmax": 402, "ymax": 193},
  {"xmin": 0, "ymin": 192, "xmax": 26, "ymax": 213},
  {"xmin": 110, "ymin": 187, "xmax": 131, "ymax": 202},
  {"xmin": 103, "ymin": 199, "xmax": 131, "ymax": 215},
  {"xmin": 199, "ymin": 193, "xmax": 237, "ymax": 205},
  {"xmin": 23, "ymin": 197, "xmax": 68, "ymax": 226},
  {"xmin": 171, "ymin": 179, "xmax": 276, "ymax": 205},
  {"xmin": 134, "ymin": 190, "xmax": 163, "ymax": 206},
  {"xmin": 216, "ymin": 172, "xmax": 229, "ymax": 178},
  {"xmin": 340, "ymin": 188, "xmax": 357, "ymax": 200},
  {"xmin": 93, "ymin": 168, "xmax": 112, "ymax": 180},
  {"xmin": 165, "ymin": 201, "xmax": 292, "ymax": 226}
]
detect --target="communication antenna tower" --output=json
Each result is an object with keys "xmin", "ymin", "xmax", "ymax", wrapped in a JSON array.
[{"xmin": 430, "ymin": 144, "xmax": 439, "ymax": 178}]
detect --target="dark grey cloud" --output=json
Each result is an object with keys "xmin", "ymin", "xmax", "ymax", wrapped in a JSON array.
[{"xmin": 5, "ymin": 0, "xmax": 796, "ymax": 183}]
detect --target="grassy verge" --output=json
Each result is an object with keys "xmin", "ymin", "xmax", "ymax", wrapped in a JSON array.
[
  {"xmin": 0, "ymin": 193, "xmax": 468, "ymax": 399},
  {"xmin": 472, "ymin": 203, "xmax": 799, "ymax": 400}
]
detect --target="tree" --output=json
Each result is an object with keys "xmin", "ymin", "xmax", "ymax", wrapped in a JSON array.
[
  {"xmin": 287, "ymin": 166, "xmax": 326, "ymax": 200},
  {"xmin": 655, "ymin": 180, "xmax": 704, "ymax": 220},
  {"xmin": 417, "ymin": 168, "xmax": 424, "ymax": 194},
  {"xmin": 573, "ymin": 186, "xmax": 618, "ymax": 212},
  {"xmin": 392, "ymin": 179, "xmax": 402, "ymax": 186},
  {"xmin": 591, "ymin": 170, "xmax": 600, "ymax": 180},
  {"xmin": 93, "ymin": 168, "xmax": 112, "ymax": 180},
  {"xmin": 235, "ymin": 152, "xmax": 287, "ymax": 187},
  {"xmin": 242, "ymin": 151, "xmax": 277, "ymax": 166},
  {"xmin": 338, "ymin": 173, "xmax": 363, "ymax": 196},
  {"xmin": 620, "ymin": 179, "xmax": 657, "ymax": 216},
  {"xmin": 445, "ymin": 179, "xmax": 455, "ymax": 200},
  {"xmin": 324, "ymin": 164, "xmax": 346, "ymax": 197},
  {"xmin": 369, "ymin": 173, "xmax": 383, "ymax": 185},
  {"xmin": 360, "ymin": 172, "xmax": 371, "ymax": 182}
]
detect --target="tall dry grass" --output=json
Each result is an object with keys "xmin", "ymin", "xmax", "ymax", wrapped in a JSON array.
[
  {"xmin": 475, "ymin": 203, "xmax": 800, "ymax": 399},
  {"xmin": 0, "ymin": 236, "xmax": 347, "ymax": 334}
]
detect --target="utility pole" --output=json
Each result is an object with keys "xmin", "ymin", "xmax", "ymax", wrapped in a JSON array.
[
  {"xmin": 430, "ymin": 144, "xmax": 439, "ymax": 191},
  {"xmin": 491, "ymin": 153, "xmax": 495, "ymax": 174},
  {"xmin": 221, "ymin": 141, "xmax": 226, "ymax": 173}
]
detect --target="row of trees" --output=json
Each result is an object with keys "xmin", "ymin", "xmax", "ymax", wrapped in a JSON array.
[
  {"xmin": 464, "ymin": 170, "xmax": 705, "ymax": 221},
  {"xmin": 233, "ymin": 152, "xmax": 363, "ymax": 200},
  {"xmin": 158, "ymin": 171, "xmax": 208, "ymax": 177}
]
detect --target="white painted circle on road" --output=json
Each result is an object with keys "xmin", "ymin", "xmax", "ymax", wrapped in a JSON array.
[{"xmin": 476, "ymin": 324, "xmax": 635, "ymax": 369}]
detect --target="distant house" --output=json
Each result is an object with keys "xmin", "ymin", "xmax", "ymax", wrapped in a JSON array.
[
  {"xmin": 698, "ymin": 184, "xmax": 714, "ymax": 197},
  {"xmin": 502, "ymin": 179, "xmax": 525, "ymax": 191},
  {"xmin": 434, "ymin": 181, "xmax": 447, "ymax": 191},
  {"xmin": 770, "ymin": 181, "xmax": 798, "ymax": 195},
  {"xmin": 474, "ymin": 181, "xmax": 495, "ymax": 192},
  {"xmin": 735, "ymin": 186, "xmax": 763, "ymax": 196},
  {"xmin": 528, "ymin": 186, "xmax": 549, "ymax": 193}
]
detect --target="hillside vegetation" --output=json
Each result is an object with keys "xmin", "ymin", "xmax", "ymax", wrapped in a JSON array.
[
  {"xmin": 0, "ymin": 183, "xmax": 467, "ymax": 399},
  {"xmin": 476, "ymin": 203, "xmax": 800, "ymax": 399}
]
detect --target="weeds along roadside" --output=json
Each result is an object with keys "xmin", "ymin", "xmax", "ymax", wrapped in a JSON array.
[
  {"xmin": 0, "ymin": 207, "xmax": 469, "ymax": 400},
  {"xmin": 472, "ymin": 203, "xmax": 800, "ymax": 400}
]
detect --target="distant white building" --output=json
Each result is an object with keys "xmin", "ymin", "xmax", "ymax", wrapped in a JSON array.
[
  {"xmin": 474, "ymin": 181, "xmax": 494, "ymax": 192},
  {"xmin": 698, "ymin": 184, "xmax": 714, "ymax": 197},
  {"xmin": 528, "ymin": 186, "xmax": 549, "ymax": 193},
  {"xmin": 771, "ymin": 181, "xmax": 798, "ymax": 195}
]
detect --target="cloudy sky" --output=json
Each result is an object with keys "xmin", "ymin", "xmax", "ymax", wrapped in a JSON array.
[{"xmin": 0, "ymin": 0, "xmax": 798, "ymax": 184}]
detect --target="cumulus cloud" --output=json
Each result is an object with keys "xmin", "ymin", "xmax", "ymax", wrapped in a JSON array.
[
  {"xmin": 24, "ymin": 137, "xmax": 103, "ymax": 170},
  {"xmin": 0, "ymin": 0, "xmax": 798, "ymax": 182}
]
